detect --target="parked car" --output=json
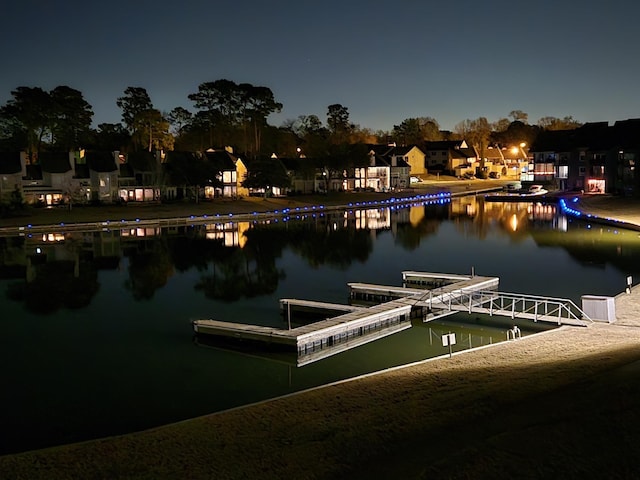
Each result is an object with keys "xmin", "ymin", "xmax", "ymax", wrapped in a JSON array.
[
  {"xmin": 410, "ymin": 176, "xmax": 423, "ymax": 184},
  {"xmin": 489, "ymin": 172, "xmax": 501, "ymax": 179},
  {"xmin": 462, "ymin": 172, "xmax": 476, "ymax": 180},
  {"xmin": 504, "ymin": 182, "xmax": 522, "ymax": 192}
]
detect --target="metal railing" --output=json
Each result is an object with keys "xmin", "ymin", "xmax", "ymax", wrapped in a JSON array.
[{"xmin": 417, "ymin": 289, "xmax": 592, "ymax": 326}]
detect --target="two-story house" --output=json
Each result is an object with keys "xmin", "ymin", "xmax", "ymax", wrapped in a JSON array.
[
  {"xmin": 529, "ymin": 120, "xmax": 640, "ymax": 194},
  {"xmin": 21, "ymin": 151, "xmax": 77, "ymax": 206},
  {"xmin": 423, "ymin": 140, "xmax": 477, "ymax": 176},
  {"xmin": 204, "ymin": 147, "xmax": 241, "ymax": 198},
  {"xmin": 117, "ymin": 150, "xmax": 162, "ymax": 203},
  {"xmin": 81, "ymin": 151, "xmax": 120, "ymax": 203},
  {"xmin": 359, "ymin": 145, "xmax": 411, "ymax": 192}
]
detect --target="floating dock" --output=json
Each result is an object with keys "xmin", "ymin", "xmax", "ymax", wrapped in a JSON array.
[{"xmin": 193, "ymin": 271, "xmax": 500, "ymax": 365}]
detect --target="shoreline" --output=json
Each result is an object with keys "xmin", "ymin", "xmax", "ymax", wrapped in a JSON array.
[
  {"xmin": 0, "ymin": 182, "xmax": 498, "ymax": 234},
  {"xmin": 2, "ymin": 186, "xmax": 640, "ymax": 478}
]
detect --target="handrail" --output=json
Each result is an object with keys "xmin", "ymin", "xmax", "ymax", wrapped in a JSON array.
[{"xmin": 417, "ymin": 288, "xmax": 592, "ymax": 326}]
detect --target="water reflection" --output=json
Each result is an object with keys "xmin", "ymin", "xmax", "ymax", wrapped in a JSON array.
[
  {"xmin": 2, "ymin": 196, "xmax": 640, "ymax": 312},
  {"xmin": 2, "ymin": 194, "xmax": 640, "ymax": 455}
]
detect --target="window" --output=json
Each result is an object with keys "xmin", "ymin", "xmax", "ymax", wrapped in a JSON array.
[
  {"xmin": 579, "ymin": 166, "xmax": 586, "ymax": 176},
  {"xmin": 557, "ymin": 166, "xmax": 568, "ymax": 179},
  {"xmin": 222, "ymin": 171, "xmax": 235, "ymax": 184}
]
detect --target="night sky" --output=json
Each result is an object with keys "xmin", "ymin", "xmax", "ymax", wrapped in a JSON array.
[{"xmin": 2, "ymin": 0, "xmax": 639, "ymax": 132}]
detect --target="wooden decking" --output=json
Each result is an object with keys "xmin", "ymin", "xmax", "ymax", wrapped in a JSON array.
[{"xmin": 193, "ymin": 271, "xmax": 501, "ymax": 365}]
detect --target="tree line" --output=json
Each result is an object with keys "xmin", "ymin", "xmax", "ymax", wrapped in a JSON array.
[{"xmin": 0, "ymin": 80, "xmax": 584, "ymax": 161}]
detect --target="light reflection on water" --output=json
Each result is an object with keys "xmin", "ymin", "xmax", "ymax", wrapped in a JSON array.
[{"xmin": 0, "ymin": 195, "xmax": 638, "ymax": 454}]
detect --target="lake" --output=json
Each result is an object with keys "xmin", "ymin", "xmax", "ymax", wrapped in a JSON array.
[{"xmin": 0, "ymin": 194, "xmax": 637, "ymax": 454}]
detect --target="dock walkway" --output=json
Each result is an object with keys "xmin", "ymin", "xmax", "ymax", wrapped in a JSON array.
[{"xmin": 193, "ymin": 272, "xmax": 500, "ymax": 365}]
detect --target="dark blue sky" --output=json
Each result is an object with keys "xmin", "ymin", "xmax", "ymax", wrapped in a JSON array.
[{"xmin": 2, "ymin": 0, "xmax": 639, "ymax": 132}]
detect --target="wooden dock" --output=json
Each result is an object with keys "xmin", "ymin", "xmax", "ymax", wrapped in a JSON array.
[{"xmin": 193, "ymin": 271, "xmax": 501, "ymax": 365}]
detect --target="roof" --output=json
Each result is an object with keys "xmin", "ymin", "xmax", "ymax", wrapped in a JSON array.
[
  {"xmin": 423, "ymin": 140, "xmax": 465, "ymax": 151},
  {"xmin": 86, "ymin": 151, "xmax": 118, "ymax": 173},
  {"xmin": 0, "ymin": 151, "xmax": 22, "ymax": 174},
  {"xmin": 393, "ymin": 145, "xmax": 424, "ymax": 156},
  {"xmin": 612, "ymin": 119, "xmax": 640, "ymax": 150},
  {"xmin": 369, "ymin": 155, "xmax": 390, "ymax": 167},
  {"xmin": 39, "ymin": 151, "xmax": 71, "ymax": 173},
  {"xmin": 367, "ymin": 144, "xmax": 395, "ymax": 156},
  {"xmin": 204, "ymin": 149, "xmax": 238, "ymax": 171},
  {"xmin": 125, "ymin": 151, "xmax": 156, "ymax": 171}
]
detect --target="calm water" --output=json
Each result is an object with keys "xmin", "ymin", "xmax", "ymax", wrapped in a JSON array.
[{"xmin": 1, "ymin": 195, "xmax": 638, "ymax": 454}]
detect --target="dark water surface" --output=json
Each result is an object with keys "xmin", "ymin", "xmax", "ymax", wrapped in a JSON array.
[{"xmin": 1, "ymin": 195, "xmax": 638, "ymax": 454}]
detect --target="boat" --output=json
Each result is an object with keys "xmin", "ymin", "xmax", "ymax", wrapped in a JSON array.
[
  {"xmin": 484, "ymin": 184, "xmax": 550, "ymax": 202},
  {"xmin": 527, "ymin": 184, "xmax": 548, "ymax": 195}
]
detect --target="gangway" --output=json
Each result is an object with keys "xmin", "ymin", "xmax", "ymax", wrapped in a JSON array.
[{"xmin": 415, "ymin": 289, "xmax": 592, "ymax": 327}]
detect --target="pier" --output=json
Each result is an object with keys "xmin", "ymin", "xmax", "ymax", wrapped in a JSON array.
[
  {"xmin": 193, "ymin": 271, "xmax": 502, "ymax": 365},
  {"xmin": 192, "ymin": 271, "xmax": 595, "ymax": 365}
]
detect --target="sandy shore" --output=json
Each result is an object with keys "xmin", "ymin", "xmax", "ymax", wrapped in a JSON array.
[{"xmin": 1, "ymin": 189, "xmax": 640, "ymax": 479}]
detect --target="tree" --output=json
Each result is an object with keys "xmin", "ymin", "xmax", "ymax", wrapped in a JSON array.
[
  {"xmin": 241, "ymin": 157, "xmax": 290, "ymax": 196},
  {"xmin": 167, "ymin": 107, "xmax": 192, "ymax": 135},
  {"xmin": 116, "ymin": 87, "xmax": 173, "ymax": 151},
  {"xmin": 392, "ymin": 117, "xmax": 441, "ymax": 145},
  {"xmin": 327, "ymin": 104, "xmax": 352, "ymax": 143},
  {"xmin": 455, "ymin": 117, "xmax": 492, "ymax": 172},
  {"xmin": 537, "ymin": 116, "xmax": 582, "ymax": 130},
  {"xmin": 49, "ymin": 86, "xmax": 93, "ymax": 150},
  {"xmin": 91, "ymin": 123, "xmax": 131, "ymax": 151},
  {"xmin": 0, "ymin": 86, "xmax": 53, "ymax": 157},
  {"xmin": 133, "ymin": 109, "xmax": 174, "ymax": 152},
  {"xmin": 491, "ymin": 121, "xmax": 540, "ymax": 147},
  {"xmin": 238, "ymin": 83, "xmax": 282, "ymax": 156},
  {"xmin": 116, "ymin": 87, "xmax": 153, "ymax": 132},
  {"xmin": 188, "ymin": 79, "xmax": 242, "ymax": 147},
  {"xmin": 508, "ymin": 110, "xmax": 529, "ymax": 123}
]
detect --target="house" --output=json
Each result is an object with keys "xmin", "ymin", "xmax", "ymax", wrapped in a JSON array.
[
  {"xmin": 422, "ymin": 140, "xmax": 477, "ymax": 176},
  {"xmin": 203, "ymin": 147, "xmax": 241, "ymax": 198},
  {"xmin": 118, "ymin": 150, "xmax": 162, "ymax": 203},
  {"xmin": 499, "ymin": 144, "xmax": 530, "ymax": 179},
  {"xmin": 359, "ymin": 145, "xmax": 411, "ymax": 192},
  {"xmin": 529, "ymin": 120, "xmax": 640, "ymax": 194},
  {"xmin": 21, "ymin": 151, "xmax": 76, "ymax": 206},
  {"xmin": 386, "ymin": 144, "xmax": 426, "ymax": 177},
  {"xmin": 82, "ymin": 151, "xmax": 119, "ymax": 203},
  {"xmin": 277, "ymin": 156, "xmax": 316, "ymax": 194},
  {"xmin": 163, "ymin": 150, "xmax": 204, "ymax": 201}
]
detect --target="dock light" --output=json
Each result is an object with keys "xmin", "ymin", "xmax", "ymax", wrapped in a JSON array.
[
  {"xmin": 27, "ymin": 224, "xmax": 32, "ymax": 228},
  {"xmin": 228, "ymin": 213, "xmax": 233, "ymax": 217},
  {"xmin": 60, "ymin": 223, "xmax": 64, "ymax": 226},
  {"xmin": 36, "ymin": 247, "xmax": 41, "ymax": 254},
  {"xmin": 136, "ymin": 218, "xmax": 140, "ymax": 222}
]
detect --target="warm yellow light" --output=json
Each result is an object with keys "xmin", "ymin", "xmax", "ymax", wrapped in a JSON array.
[
  {"xmin": 510, "ymin": 214, "xmax": 518, "ymax": 232},
  {"xmin": 511, "ymin": 147, "xmax": 519, "ymax": 154},
  {"xmin": 520, "ymin": 142, "xmax": 526, "ymax": 148}
]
